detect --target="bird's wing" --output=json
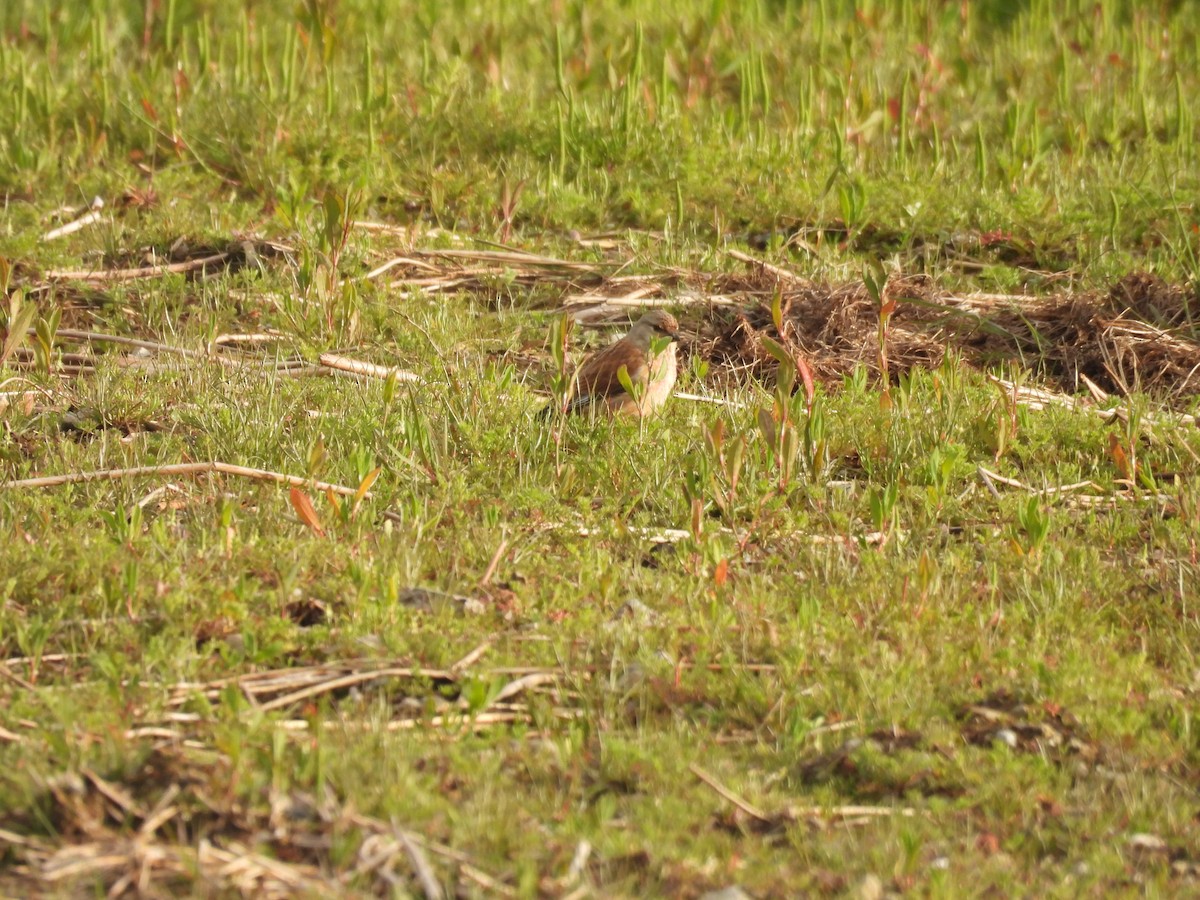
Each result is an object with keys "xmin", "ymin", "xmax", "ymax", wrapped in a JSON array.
[{"xmin": 569, "ymin": 338, "xmax": 649, "ymax": 407}]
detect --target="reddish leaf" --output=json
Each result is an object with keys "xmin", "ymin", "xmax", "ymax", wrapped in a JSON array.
[
  {"xmin": 713, "ymin": 558, "xmax": 728, "ymax": 587},
  {"xmin": 978, "ymin": 229, "xmax": 1014, "ymax": 247},
  {"xmin": 1037, "ymin": 795, "xmax": 1063, "ymax": 817},
  {"xmin": 976, "ymin": 832, "xmax": 1001, "ymax": 855},
  {"xmin": 289, "ymin": 487, "xmax": 324, "ymax": 536},
  {"xmin": 1107, "ymin": 433, "xmax": 1134, "ymax": 481},
  {"xmin": 796, "ymin": 353, "xmax": 816, "ymax": 412},
  {"xmin": 915, "ymin": 43, "xmax": 943, "ymax": 72}
]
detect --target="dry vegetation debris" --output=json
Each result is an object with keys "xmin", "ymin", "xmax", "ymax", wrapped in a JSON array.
[
  {"xmin": 11, "ymin": 233, "xmax": 1199, "ymax": 405},
  {"xmin": 697, "ymin": 269, "xmax": 1200, "ymax": 403}
]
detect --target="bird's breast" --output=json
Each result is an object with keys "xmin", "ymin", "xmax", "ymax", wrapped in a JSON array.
[{"xmin": 640, "ymin": 346, "xmax": 678, "ymax": 413}]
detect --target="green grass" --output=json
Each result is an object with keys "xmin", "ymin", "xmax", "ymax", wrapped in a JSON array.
[{"xmin": 2, "ymin": 0, "xmax": 1200, "ymax": 896}]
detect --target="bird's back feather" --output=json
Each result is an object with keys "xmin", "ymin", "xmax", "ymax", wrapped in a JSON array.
[{"xmin": 541, "ymin": 317, "xmax": 678, "ymax": 418}]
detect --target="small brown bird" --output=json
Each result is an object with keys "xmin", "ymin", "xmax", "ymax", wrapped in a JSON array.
[{"xmin": 548, "ymin": 310, "xmax": 681, "ymax": 417}]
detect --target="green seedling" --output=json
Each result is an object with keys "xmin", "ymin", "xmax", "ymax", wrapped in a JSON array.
[
  {"xmin": 869, "ymin": 481, "xmax": 899, "ymax": 538},
  {"xmin": 1016, "ymin": 495, "xmax": 1051, "ymax": 557},
  {"xmin": 863, "ymin": 260, "xmax": 894, "ymax": 409},
  {"xmin": 547, "ymin": 313, "xmax": 574, "ymax": 416}
]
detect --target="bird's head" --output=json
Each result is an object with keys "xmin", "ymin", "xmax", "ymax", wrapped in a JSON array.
[{"xmin": 629, "ymin": 310, "xmax": 681, "ymax": 346}]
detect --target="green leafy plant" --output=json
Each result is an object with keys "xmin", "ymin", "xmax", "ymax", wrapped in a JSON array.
[
  {"xmin": 924, "ymin": 444, "xmax": 966, "ymax": 508},
  {"xmin": 863, "ymin": 261, "xmax": 895, "ymax": 409},
  {"xmin": 99, "ymin": 502, "xmax": 144, "ymax": 549},
  {"xmin": 1015, "ymin": 495, "xmax": 1051, "ymax": 557},
  {"xmin": 390, "ymin": 394, "xmax": 441, "ymax": 484},
  {"xmin": 0, "ymin": 287, "xmax": 38, "ymax": 370},
  {"xmin": 757, "ymin": 331, "xmax": 824, "ymax": 490},
  {"xmin": 869, "ymin": 481, "xmax": 899, "ymax": 539},
  {"xmin": 546, "ymin": 313, "xmax": 574, "ymax": 417}
]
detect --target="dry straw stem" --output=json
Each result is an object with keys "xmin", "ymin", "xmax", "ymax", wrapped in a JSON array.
[
  {"xmin": 398, "ymin": 831, "xmax": 443, "ymax": 900},
  {"xmin": 0, "ymin": 389, "xmax": 48, "ymax": 412},
  {"xmin": 44, "ymin": 251, "xmax": 233, "ymax": 282},
  {"xmin": 163, "ymin": 661, "xmax": 452, "ymax": 707},
  {"xmin": 134, "ymin": 659, "xmax": 576, "ymax": 742},
  {"xmin": 993, "ymin": 377, "xmax": 1196, "ymax": 428},
  {"xmin": 448, "ymin": 639, "xmax": 493, "ymax": 675},
  {"xmin": 7, "ymin": 348, "xmax": 96, "ymax": 367},
  {"xmin": 255, "ymin": 666, "xmax": 437, "ymax": 713},
  {"xmin": 200, "ymin": 840, "xmax": 333, "ymax": 895},
  {"xmin": 213, "ymin": 332, "xmax": 286, "ymax": 346},
  {"xmin": 673, "ymin": 390, "xmax": 751, "ymax": 410},
  {"xmin": 268, "ymin": 672, "xmax": 562, "ymax": 732},
  {"xmin": 412, "ymin": 247, "xmax": 600, "ymax": 271},
  {"xmin": 348, "ymin": 813, "xmax": 517, "ymax": 898},
  {"xmin": 318, "ymin": 352, "xmax": 422, "ymax": 383},
  {"xmin": 786, "ymin": 804, "xmax": 920, "ymax": 822},
  {"xmin": 689, "ymin": 763, "xmax": 772, "ymax": 823},
  {"xmin": 143, "ymin": 659, "xmax": 772, "ymax": 732},
  {"xmin": 40, "ymin": 196, "xmax": 105, "ymax": 241},
  {"xmin": 2, "ymin": 652, "xmax": 77, "ymax": 668},
  {"xmin": 975, "ymin": 466, "xmax": 1101, "ymax": 496},
  {"xmin": 726, "ymin": 247, "xmax": 803, "ymax": 283},
  {"xmin": 360, "ymin": 255, "xmax": 443, "ymax": 280},
  {"xmin": 355, "ymin": 241, "xmax": 612, "ymax": 297},
  {"xmin": 42, "ymin": 328, "xmax": 211, "ymax": 360},
  {"xmin": 571, "ymin": 522, "xmax": 886, "ymax": 546},
  {"xmin": 376, "ymin": 709, "xmax": 581, "ymax": 732},
  {"xmin": 161, "ymin": 659, "xmax": 560, "ymax": 713},
  {"xmin": 458, "ymin": 862, "xmax": 519, "ymax": 897},
  {"xmin": 0, "ymin": 664, "xmax": 36, "ymax": 691},
  {"xmin": 352, "ymin": 219, "xmax": 417, "ymax": 236},
  {"xmin": 6, "ymin": 755, "xmax": 512, "ymax": 897},
  {"xmin": 390, "ymin": 276, "xmax": 473, "ymax": 294},
  {"xmin": 12, "ymin": 778, "xmax": 467, "ymax": 897},
  {"xmin": 1, "ymin": 462, "xmax": 372, "ymax": 498},
  {"xmin": 24, "ymin": 328, "xmax": 334, "ymax": 378},
  {"xmin": 561, "ymin": 289, "xmax": 741, "ymax": 322},
  {"xmin": 40, "ymin": 209, "xmax": 104, "ymax": 242},
  {"xmin": 691, "ymin": 762, "xmax": 922, "ymax": 829},
  {"xmin": 478, "ymin": 537, "xmax": 509, "ymax": 587},
  {"xmin": 22, "ymin": 837, "xmax": 338, "ymax": 898}
]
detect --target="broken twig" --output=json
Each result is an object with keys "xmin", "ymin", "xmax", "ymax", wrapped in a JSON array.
[{"xmin": 2, "ymin": 462, "xmax": 373, "ymax": 498}]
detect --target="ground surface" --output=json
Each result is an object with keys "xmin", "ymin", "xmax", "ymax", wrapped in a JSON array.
[{"xmin": 2, "ymin": 1, "xmax": 1200, "ymax": 897}]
